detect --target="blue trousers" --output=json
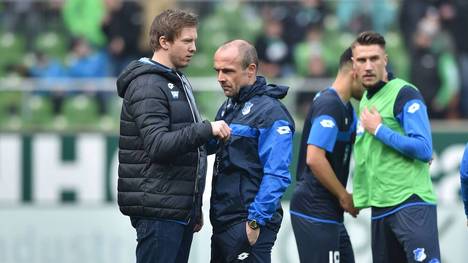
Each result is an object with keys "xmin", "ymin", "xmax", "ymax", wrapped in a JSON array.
[
  {"xmin": 291, "ymin": 214, "xmax": 355, "ymax": 263},
  {"xmin": 131, "ymin": 217, "xmax": 195, "ymax": 263},
  {"xmin": 371, "ymin": 205, "xmax": 441, "ymax": 263},
  {"xmin": 211, "ymin": 222, "xmax": 278, "ymax": 263}
]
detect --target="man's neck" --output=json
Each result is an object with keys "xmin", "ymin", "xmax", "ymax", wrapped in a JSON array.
[
  {"xmin": 152, "ymin": 52, "xmax": 174, "ymax": 69},
  {"xmin": 365, "ymin": 71, "xmax": 392, "ymax": 99},
  {"xmin": 331, "ymin": 76, "xmax": 351, "ymax": 103}
]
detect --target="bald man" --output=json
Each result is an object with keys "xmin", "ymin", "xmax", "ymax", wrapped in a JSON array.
[{"xmin": 208, "ymin": 40, "xmax": 295, "ymax": 263}]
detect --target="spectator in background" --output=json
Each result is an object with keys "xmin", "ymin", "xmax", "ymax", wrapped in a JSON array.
[
  {"xmin": 102, "ymin": 0, "xmax": 143, "ymax": 76},
  {"xmin": 409, "ymin": 12, "xmax": 460, "ymax": 119},
  {"xmin": 281, "ymin": 0, "xmax": 326, "ymax": 48},
  {"xmin": 337, "ymin": 0, "xmax": 395, "ymax": 34},
  {"xmin": 68, "ymin": 37, "xmax": 110, "ymax": 114},
  {"xmin": 399, "ymin": 0, "xmax": 437, "ymax": 53},
  {"xmin": 30, "ymin": 51, "xmax": 68, "ymax": 114},
  {"xmin": 62, "ymin": 0, "xmax": 106, "ymax": 47},
  {"xmin": 255, "ymin": 17, "xmax": 293, "ymax": 78},
  {"xmin": 1, "ymin": 0, "xmax": 43, "ymax": 49},
  {"xmin": 293, "ymin": 26, "xmax": 329, "ymax": 78},
  {"xmin": 439, "ymin": 0, "xmax": 468, "ymax": 118}
]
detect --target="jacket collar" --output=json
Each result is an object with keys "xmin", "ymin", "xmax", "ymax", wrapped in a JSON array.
[{"xmin": 234, "ymin": 76, "xmax": 267, "ymax": 103}]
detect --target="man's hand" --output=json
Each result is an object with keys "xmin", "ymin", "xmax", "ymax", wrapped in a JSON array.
[
  {"xmin": 245, "ymin": 222, "xmax": 260, "ymax": 246},
  {"xmin": 360, "ymin": 106, "xmax": 382, "ymax": 135},
  {"xmin": 211, "ymin": 121, "xmax": 231, "ymax": 141},
  {"xmin": 193, "ymin": 212, "xmax": 203, "ymax": 232},
  {"xmin": 339, "ymin": 192, "xmax": 359, "ymax": 218}
]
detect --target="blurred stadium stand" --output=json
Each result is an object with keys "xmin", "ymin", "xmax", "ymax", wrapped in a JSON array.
[
  {"xmin": 0, "ymin": 0, "xmax": 466, "ymax": 131},
  {"xmin": 0, "ymin": 1, "xmax": 467, "ymax": 263}
]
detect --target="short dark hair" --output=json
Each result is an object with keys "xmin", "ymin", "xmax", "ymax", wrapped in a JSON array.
[
  {"xmin": 238, "ymin": 41, "xmax": 258, "ymax": 69},
  {"xmin": 352, "ymin": 31, "xmax": 386, "ymax": 50},
  {"xmin": 221, "ymin": 39, "xmax": 258, "ymax": 69},
  {"xmin": 149, "ymin": 9, "xmax": 198, "ymax": 52},
  {"xmin": 338, "ymin": 47, "xmax": 353, "ymax": 69}
]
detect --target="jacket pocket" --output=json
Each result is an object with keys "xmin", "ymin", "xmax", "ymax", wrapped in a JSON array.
[{"xmin": 212, "ymin": 172, "xmax": 245, "ymax": 217}]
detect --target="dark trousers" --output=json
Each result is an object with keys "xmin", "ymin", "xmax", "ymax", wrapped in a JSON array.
[
  {"xmin": 291, "ymin": 215, "xmax": 355, "ymax": 263},
  {"xmin": 371, "ymin": 205, "xmax": 441, "ymax": 263},
  {"xmin": 211, "ymin": 222, "xmax": 278, "ymax": 263},
  {"xmin": 130, "ymin": 217, "xmax": 194, "ymax": 263}
]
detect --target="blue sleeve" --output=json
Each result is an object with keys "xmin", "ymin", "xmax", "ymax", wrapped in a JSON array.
[
  {"xmin": 375, "ymin": 88, "xmax": 433, "ymax": 162},
  {"xmin": 461, "ymin": 144, "xmax": 468, "ymax": 217},
  {"xmin": 248, "ymin": 119, "xmax": 293, "ymax": 225},
  {"xmin": 308, "ymin": 115, "xmax": 338, "ymax": 152}
]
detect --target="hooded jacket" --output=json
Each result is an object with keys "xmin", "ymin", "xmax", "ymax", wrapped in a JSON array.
[
  {"xmin": 209, "ymin": 76, "xmax": 295, "ymax": 233},
  {"xmin": 117, "ymin": 58, "xmax": 212, "ymax": 222}
]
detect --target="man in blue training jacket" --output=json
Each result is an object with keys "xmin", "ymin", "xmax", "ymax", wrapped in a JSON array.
[
  {"xmin": 461, "ymin": 143, "xmax": 468, "ymax": 227},
  {"xmin": 209, "ymin": 39, "xmax": 295, "ymax": 263}
]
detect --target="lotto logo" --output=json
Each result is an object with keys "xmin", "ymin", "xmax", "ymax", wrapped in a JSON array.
[
  {"xmin": 277, "ymin": 126, "xmax": 291, "ymax": 135},
  {"xmin": 237, "ymin": 252, "xmax": 250, "ymax": 261},
  {"xmin": 320, "ymin": 119, "xmax": 335, "ymax": 128},
  {"xmin": 408, "ymin": 102, "xmax": 421, "ymax": 113}
]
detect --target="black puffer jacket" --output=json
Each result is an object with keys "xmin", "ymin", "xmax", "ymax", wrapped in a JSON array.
[{"xmin": 117, "ymin": 58, "xmax": 213, "ymax": 222}]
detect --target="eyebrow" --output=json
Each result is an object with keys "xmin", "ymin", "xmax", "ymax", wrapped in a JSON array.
[{"xmin": 356, "ymin": 54, "xmax": 380, "ymax": 60}]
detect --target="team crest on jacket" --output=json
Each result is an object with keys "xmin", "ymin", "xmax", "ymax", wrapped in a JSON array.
[
  {"xmin": 171, "ymin": 91, "xmax": 179, "ymax": 99},
  {"xmin": 242, "ymin": 102, "xmax": 253, "ymax": 115},
  {"xmin": 413, "ymin": 248, "xmax": 427, "ymax": 262},
  {"xmin": 168, "ymin": 83, "xmax": 174, "ymax": 89}
]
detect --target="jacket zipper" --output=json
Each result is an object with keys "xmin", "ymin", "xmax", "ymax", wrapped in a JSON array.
[{"xmin": 176, "ymin": 72, "xmax": 200, "ymax": 223}]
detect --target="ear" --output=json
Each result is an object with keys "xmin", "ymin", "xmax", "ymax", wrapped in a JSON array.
[
  {"xmin": 159, "ymin": 36, "xmax": 170, "ymax": 50},
  {"xmin": 247, "ymin": 63, "xmax": 257, "ymax": 78},
  {"xmin": 384, "ymin": 54, "xmax": 388, "ymax": 66}
]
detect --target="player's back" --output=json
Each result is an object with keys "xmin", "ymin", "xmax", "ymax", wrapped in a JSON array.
[{"xmin": 291, "ymin": 88, "xmax": 356, "ymax": 223}]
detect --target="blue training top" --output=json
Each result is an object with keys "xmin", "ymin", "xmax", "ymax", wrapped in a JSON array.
[
  {"xmin": 461, "ymin": 143, "xmax": 468, "ymax": 217},
  {"xmin": 290, "ymin": 87, "xmax": 356, "ymax": 224}
]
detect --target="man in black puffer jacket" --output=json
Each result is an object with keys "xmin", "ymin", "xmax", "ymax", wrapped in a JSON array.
[
  {"xmin": 116, "ymin": 9, "xmax": 230, "ymax": 263},
  {"xmin": 210, "ymin": 40, "xmax": 295, "ymax": 263}
]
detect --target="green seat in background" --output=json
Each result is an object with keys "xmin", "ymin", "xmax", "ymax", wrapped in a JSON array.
[
  {"xmin": 34, "ymin": 31, "xmax": 68, "ymax": 59},
  {"xmin": 0, "ymin": 91, "xmax": 23, "ymax": 130},
  {"xmin": 62, "ymin": 95, "xmax": 99, "ymax": 130},
  {"xmin": 23, "ymin": 95, "xmax": 54, "ymax": 130},
  {"xmin": 0, "ymin": 32, "xmax": 26, "ymax": 76},
  {"xmin": 99, "ymin": 96, "xmax": 122, "ymax": 131}
]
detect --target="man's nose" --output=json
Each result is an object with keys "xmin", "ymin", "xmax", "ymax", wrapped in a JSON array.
[
  {"xmin": 364, "ymin": 60, "xmax": 373, "ymax": 71},
  {"xmin": 217, "ymin": 71, "xmax": 225, "ymax": 82},
  {"xmin": 189, "ymin": 41, "xmax": 196, "ymax": 53}
]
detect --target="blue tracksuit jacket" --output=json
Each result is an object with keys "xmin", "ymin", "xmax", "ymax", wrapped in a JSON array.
[{"xmin": 209, "ymin": 76, "xmax": 295, "ymax": 233}]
